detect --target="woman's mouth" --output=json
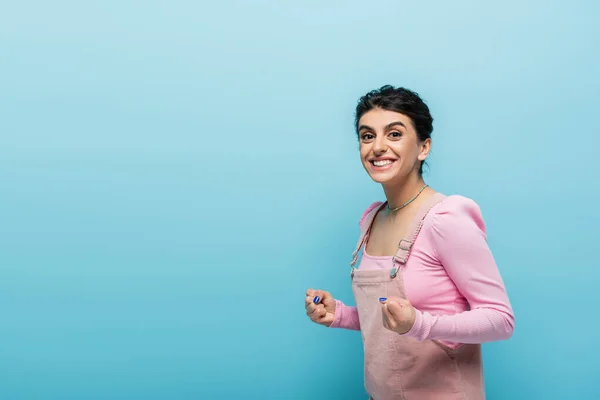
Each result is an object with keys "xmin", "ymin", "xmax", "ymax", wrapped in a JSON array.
[{"xmin": 370, "ymin": 159, "xmax": 396, "ymax": 170}]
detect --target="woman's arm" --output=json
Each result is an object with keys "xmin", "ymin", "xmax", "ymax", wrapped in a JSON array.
[
  {"xmin": 329, "ymin": 300, "xmax": 361, "ymax": 330},
  {"xmin": 404, "ymin": 196, "xmax": 515, "ymax": 343}
]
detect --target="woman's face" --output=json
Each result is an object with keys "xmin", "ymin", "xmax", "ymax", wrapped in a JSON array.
[{"xmin": 358, "ymin": 108, "xmax": 430, "ymax": 185}]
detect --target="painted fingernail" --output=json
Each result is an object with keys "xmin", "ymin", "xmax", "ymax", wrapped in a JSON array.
[
  {"xmin": 379, "ymin": 297, "xmax": 387, "ymax": 302},
  {"xmin": 313, "ymin": 296, "xmax": 321, "ymax": 304}
]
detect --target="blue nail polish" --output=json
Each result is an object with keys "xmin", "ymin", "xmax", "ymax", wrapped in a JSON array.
[
  {"xmin": 313, "ymin": 296, "xmax": 321, "ymax": 304},
  {"xmin": 379, "ymin": 297, "xmax": 387, "ymax": 302}
]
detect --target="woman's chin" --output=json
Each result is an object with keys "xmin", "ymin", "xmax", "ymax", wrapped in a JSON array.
[{"xmin": 367, "ymin": 170, "xmax": 397, "ymax": 184}]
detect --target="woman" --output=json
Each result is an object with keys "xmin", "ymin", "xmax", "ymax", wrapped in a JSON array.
[{"xmin": 305, "ymin": 85, "xmax": 515, "ymax": 400}]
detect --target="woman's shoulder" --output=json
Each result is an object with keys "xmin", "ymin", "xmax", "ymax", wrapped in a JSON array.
[
  {"xmin": 427, "ymin": 193, "xmax": 486, "ymax": 233},
  {"xmin": 432, "ymin": 193, "xmax": 482, "ymax": 215},
  {"xmin": 358, "ymin": 201, "xmax": 384, "ymax": 231}
]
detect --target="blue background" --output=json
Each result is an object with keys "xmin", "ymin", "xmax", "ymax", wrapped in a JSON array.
[{"xmin": 1, "ymin": 1, "xmax": 599, "ymax": 399}]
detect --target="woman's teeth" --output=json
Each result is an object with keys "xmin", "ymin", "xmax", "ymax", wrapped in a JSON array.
[{"xmin": 373, "ymin": 160, "xmax": 393, "ymax": 167}]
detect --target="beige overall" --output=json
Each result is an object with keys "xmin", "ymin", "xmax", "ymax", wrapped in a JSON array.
[{"xmin": 350, "ymin": 193, "xmax": 485, "ymax": 400}]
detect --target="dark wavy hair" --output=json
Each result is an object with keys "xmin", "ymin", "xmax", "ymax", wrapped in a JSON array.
[{"xmin": 354, "ymin": 85, "xmax": 434, "ymax": 175}]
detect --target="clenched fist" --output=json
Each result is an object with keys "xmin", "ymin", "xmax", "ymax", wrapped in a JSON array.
[
  {"xmin": 305, "ymin": 288, "xmax": 336, "ymax": 327},
  {"xmin": 380, "ymin": 296, "xmax": 417, "ymax": 334}
]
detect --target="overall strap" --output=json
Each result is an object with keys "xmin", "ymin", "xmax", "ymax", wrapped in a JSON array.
[
  {"xmin": 393, "ymin": 192, "xmax": 446, "ymax": 265},
  {"xmin": 350, "ymin": 202, "xmax": 386, "ymax": 268}
]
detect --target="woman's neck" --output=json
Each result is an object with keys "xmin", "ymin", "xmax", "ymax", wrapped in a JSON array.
[{"xmin": 382, "ymin": 174, "xmax": 427, "ymax": 210}]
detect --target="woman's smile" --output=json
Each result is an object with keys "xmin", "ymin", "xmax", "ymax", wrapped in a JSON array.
[{"xmin": 369, "ymin": 158, "xmax": 398, "ymax": 171}]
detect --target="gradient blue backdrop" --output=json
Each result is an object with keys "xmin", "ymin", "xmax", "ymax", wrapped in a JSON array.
[{"xmin": 1, "ymin": 1, "xmax": 599, "ymax": 399}]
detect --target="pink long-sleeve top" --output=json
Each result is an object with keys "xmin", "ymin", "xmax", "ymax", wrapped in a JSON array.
[{"xmin": 330, "ymin": 195, "xmax": 515, "ymax": 347}]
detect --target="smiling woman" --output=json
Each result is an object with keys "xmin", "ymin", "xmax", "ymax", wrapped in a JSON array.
[
  {"xmin": 356, "ymin": 87, "xmax": 433, "ymax": 183},
  {"xmin": 305, "ymin": 85, "xmax": 515, "ymax": 400}
]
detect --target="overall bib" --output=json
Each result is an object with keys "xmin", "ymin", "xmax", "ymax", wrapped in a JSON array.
[{"xmin": 350, "ymin": 193, "xmax": 484, "ymax": 400}]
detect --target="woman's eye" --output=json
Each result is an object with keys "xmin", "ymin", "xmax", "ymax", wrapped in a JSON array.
[
  {"xmin": 361, "ymin": 133, "xmax": 374, "ymax": 140},
  {"xmin": 389, "ymin": 131, "xmax": 402, "ymax": 138}
]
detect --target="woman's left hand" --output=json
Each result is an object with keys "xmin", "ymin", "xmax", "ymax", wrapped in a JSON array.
[{"xmin": 381, "ymin": 296, "xmax": 417, "ymax": 334}]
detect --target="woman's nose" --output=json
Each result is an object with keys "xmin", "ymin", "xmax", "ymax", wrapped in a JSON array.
[{"xmin": 373, "ymin": 139, "xmax": 388, "ymax": 155}]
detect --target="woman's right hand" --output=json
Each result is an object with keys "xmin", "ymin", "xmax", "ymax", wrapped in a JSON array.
[{"xmin": 305, "ymin": 288, "xmax": 336, "ymax": 327}]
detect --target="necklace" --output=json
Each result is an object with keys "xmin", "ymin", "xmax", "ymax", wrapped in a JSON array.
[{"xmin": 387, "ymin": 184, "xmax": 429, "ymax": 212}]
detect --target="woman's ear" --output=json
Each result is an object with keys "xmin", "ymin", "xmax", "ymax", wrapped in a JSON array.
[{"xmin": 418, "ymin": 138, "xmax": 431, "ymax": 161}]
